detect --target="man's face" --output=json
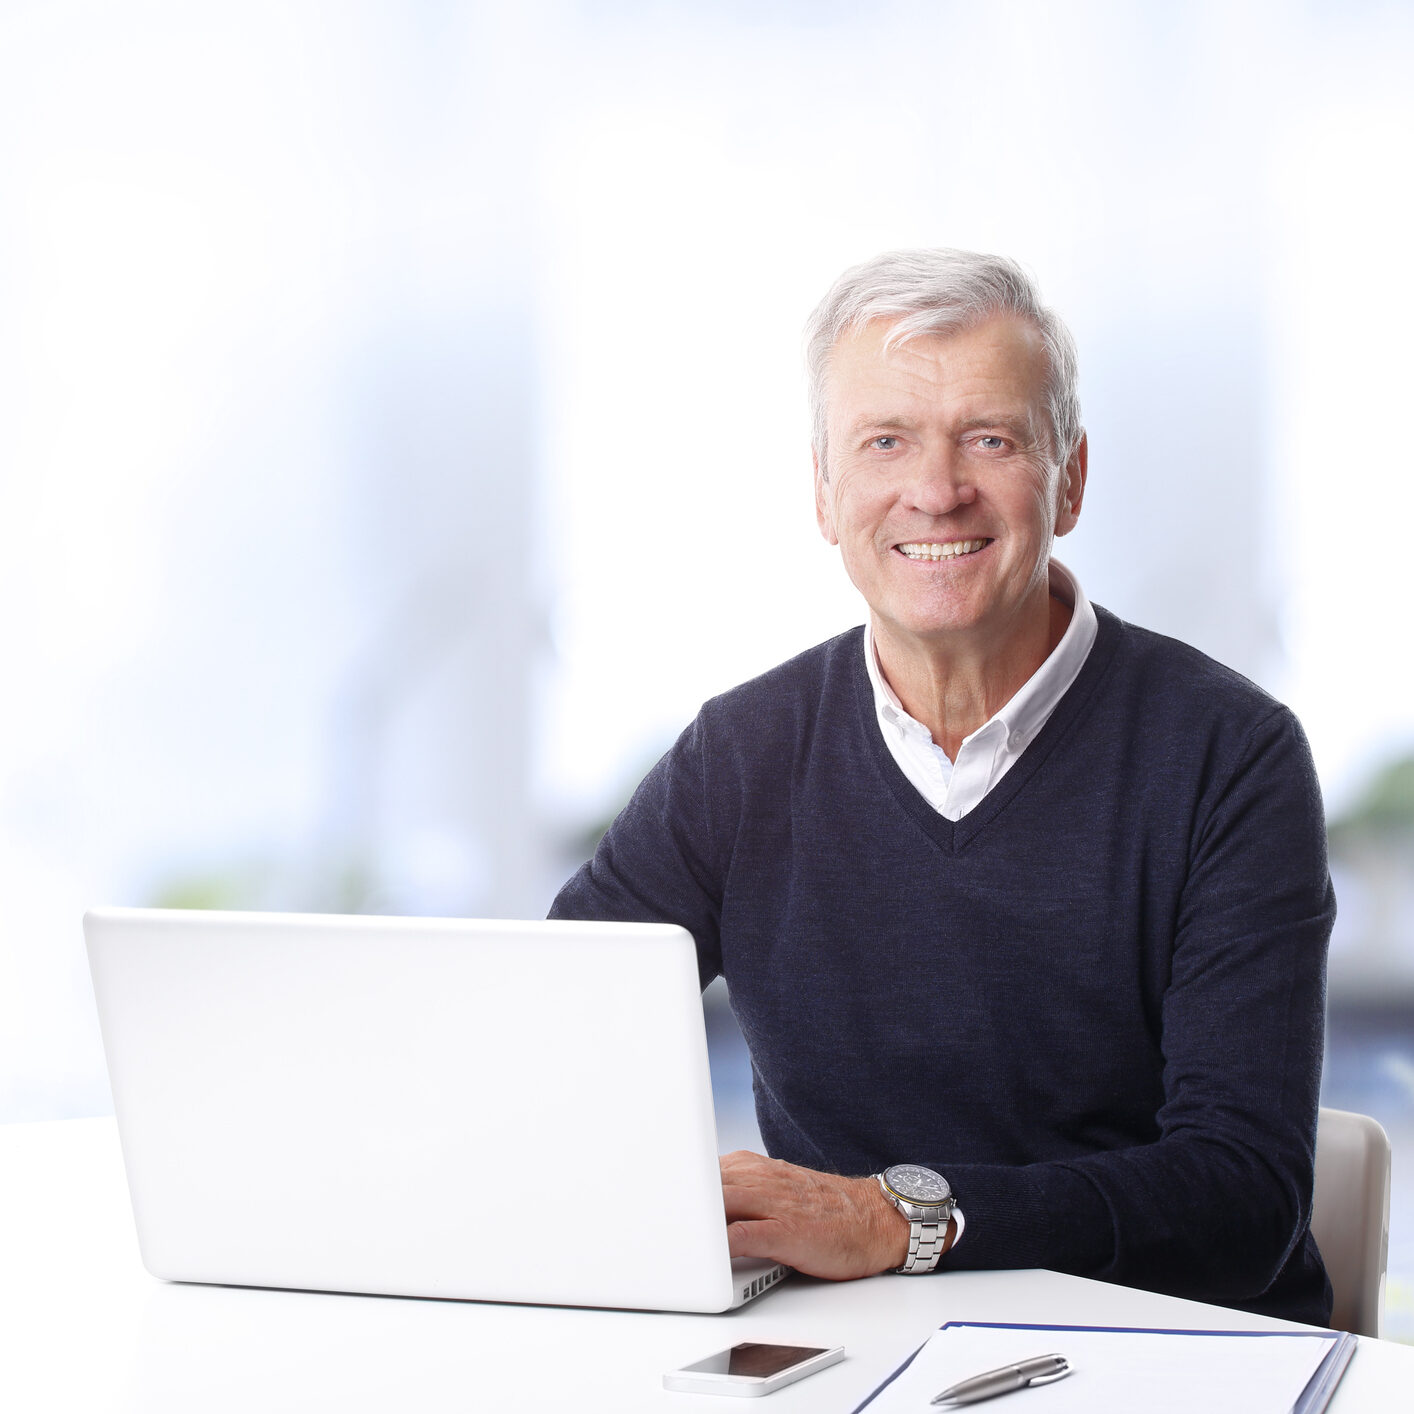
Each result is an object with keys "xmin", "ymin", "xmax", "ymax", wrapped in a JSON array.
[{"xmin": 815, "ymin": 315, "xmax": 1086, "ymax": 651}]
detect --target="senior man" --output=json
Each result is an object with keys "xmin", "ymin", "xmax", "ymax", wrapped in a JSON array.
[{"xmin": 550, "ymin": 249, "xmax": 1334, "ymax": 1324}]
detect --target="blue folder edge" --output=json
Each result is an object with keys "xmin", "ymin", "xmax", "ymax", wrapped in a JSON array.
[{"xmin": 850, "ymin": 1320, "xmax": 1358, "ymax": 1414}]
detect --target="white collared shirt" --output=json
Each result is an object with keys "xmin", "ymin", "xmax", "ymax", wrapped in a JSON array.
[{"xmin": 864, "ymin": 560, "xmax": 1097, "ymax": 821}]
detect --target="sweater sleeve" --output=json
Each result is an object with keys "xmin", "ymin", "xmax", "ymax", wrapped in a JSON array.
[
  {"xmin": 935, "ymin": 706, "xmax": 1334, "ymax": 1312},
  {"xmin": 549, "ymin": 713, "xmax": 725, "ymax": 992}
]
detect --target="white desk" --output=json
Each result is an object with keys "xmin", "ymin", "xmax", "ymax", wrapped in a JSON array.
[{"xmin": 3, "ymin": 1119, "xmax": 1411, "ymax": 1412}]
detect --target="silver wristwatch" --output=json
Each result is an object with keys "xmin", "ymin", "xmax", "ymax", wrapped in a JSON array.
[{"xmin": 875, "ymin": 1164, "xmax": 958, "ymax": 1274}]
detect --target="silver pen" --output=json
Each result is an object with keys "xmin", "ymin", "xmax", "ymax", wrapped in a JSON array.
[{"xmin": 931, "ymin": 1353, "xmax": 1071, "ymax": 1405}]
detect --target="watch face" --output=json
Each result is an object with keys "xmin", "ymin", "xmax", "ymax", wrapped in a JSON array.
[{"xmin": 883, "ymin": 1164, "xmax": 952, "ymax": 1205}]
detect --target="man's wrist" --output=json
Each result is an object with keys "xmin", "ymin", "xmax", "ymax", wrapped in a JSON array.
[{"xmin": 862, "ymin": 1176, "xmax": 912, "ymax": 1271}]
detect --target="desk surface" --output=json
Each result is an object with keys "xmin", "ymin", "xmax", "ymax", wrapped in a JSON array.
[{"xmin": 3, "ymin": 1119, "xmax": 1411, "ymax": 1412}]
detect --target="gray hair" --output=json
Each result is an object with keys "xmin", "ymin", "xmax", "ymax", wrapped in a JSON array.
[{"xmin": 805, "ymin": 248, "xmax": 1082, "ymax": 478}]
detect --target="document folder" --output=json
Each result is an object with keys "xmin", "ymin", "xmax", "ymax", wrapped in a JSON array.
[{"xmin": 853, "ymin": 1320, "xmax": 1356, "ymax": 1414}]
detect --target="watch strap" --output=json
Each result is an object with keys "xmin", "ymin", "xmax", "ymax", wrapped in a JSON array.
[{"xmin": 897, "ymin": 1212, "xmax": 959, "ymax": 1273}]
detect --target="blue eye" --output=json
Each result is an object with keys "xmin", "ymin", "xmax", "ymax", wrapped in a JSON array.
[{"xmin": 871, "ymin": 436, "xmax": 898, "ymax": 451}]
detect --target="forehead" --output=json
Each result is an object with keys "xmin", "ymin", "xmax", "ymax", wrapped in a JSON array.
[{"xmin": 825, "ymin": 315, "xmax": 1050, "ymax": 426}]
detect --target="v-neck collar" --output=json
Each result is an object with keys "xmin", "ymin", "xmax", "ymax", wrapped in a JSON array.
[{"xmin": 849, "ymin": 606, "xmax": 1124, "ymax": 853}]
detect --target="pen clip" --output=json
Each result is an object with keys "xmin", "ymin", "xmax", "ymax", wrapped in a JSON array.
[{"xmin": 1024, "ymin": 1357, "xmax": 1071, "ymax": 1387}]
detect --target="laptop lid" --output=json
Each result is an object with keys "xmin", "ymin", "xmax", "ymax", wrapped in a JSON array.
[{"xmin": 84, "ymin": 908, "xmax": 755, "ymax": 1313}]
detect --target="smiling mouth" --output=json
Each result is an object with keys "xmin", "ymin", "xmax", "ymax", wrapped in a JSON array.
[{"xmin": 895, "ymin": 539, "xmax": 991, "ymax": 561}]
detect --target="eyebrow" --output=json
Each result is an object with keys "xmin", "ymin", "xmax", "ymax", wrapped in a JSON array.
[{"xmin": 956, "ymin": 414, "xmax": 1040, "ymax": 438}]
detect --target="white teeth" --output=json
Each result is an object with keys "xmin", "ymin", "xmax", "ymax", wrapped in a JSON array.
[{"xmin": 898, "ymin": 539, "xmax": 988, "ymax": 561}]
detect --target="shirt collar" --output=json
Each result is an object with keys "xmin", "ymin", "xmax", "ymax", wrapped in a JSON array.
[{"xmin": 863, "ymin": 559, "xmax": 1098, "ymax": 750}]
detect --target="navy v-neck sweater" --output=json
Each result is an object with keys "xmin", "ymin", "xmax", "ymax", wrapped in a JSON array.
[{"xmin": 551, "ymin": 607, "xmax": 1335, "ymax": 1324}]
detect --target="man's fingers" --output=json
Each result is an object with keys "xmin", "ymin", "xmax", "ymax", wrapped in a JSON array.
[
  {"xmin": 719, "ymin": 1152, "xmax": 788, "ymax": 1219},
  {"xmin": 721, "ymin": 1153, "xmax": 812, "ymax": 1220},
  {"xmin": 720, "ymin": 1179, "xmax": 781, "ymax": 1221},
  {"xmin": 726, "ymin": 1216, "xmax": 786, "ymax": 1261},
  {"xmin": 718, "ymin": 1149, "xmax": 771, "ymax": 1178}
]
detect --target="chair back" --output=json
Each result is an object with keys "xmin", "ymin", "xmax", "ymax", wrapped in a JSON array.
[{"xmin": 1310, "ymin": 1106, "xmax": 1391, "ymax": 1337}]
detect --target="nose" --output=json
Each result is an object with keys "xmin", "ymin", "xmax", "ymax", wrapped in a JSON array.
[{"xmin": 904, "ymin": 448, "xmax": 977, "ymax": 516}]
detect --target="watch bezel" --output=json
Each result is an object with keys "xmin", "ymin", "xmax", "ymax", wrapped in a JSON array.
[{"xmin": 881, "ymin": 1164, "xmax": 953, "ymax": 1208}]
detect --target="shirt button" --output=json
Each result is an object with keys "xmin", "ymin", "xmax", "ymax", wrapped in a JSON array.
[{"xmin": 1009, "ymin": 732, "xmax": 1026, "ymax": 749}]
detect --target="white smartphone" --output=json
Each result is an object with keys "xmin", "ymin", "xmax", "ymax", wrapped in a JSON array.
[{"xmin": 663, "ymin": 1341, "xmax": 845, "ymax": 1397}]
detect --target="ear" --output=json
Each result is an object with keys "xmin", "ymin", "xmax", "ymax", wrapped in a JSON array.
[
  {"xmin": 813, "ymin": 448, "xmax": 839, "ymax": 546},
  {"xmin": 1054, "ymin": 431, "xmax": 1087, "ymax": 538}
]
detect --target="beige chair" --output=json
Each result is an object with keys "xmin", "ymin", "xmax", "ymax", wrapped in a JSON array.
[{"xmin": 1310, "ymin": 1106, "xmax": 1392, "ymax": 1337}]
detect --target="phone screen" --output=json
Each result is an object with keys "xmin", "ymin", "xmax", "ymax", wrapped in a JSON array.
[{"xmin": 683, "ymin": 1343, "xmax": 829, "ymax": 1378}]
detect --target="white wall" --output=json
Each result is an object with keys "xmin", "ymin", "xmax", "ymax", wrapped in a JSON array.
[{"xmin": 1, "ymin": 0, "xmax": 1411, "ymax": 1126}]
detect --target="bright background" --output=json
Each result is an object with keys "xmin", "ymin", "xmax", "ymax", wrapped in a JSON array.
[{"xmin": 3, "ymin": 0, "xmax": 1413, "ymax": 1338}]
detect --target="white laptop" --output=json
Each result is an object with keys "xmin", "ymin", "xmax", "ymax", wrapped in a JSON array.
[{"xmin": 83, "ymin": 908, "xmax": 786, "ymax": 1313}]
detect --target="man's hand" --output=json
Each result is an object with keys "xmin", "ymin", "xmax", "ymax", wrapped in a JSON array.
[{"xmin": 719, "ymin": 1150, "xmax": 910, "ymax": 1280}]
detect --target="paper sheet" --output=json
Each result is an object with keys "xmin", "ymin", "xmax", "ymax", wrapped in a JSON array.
[{"xmin": 855, "ymin": 1321, "xmax": 1344, "ymax": 1414}]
